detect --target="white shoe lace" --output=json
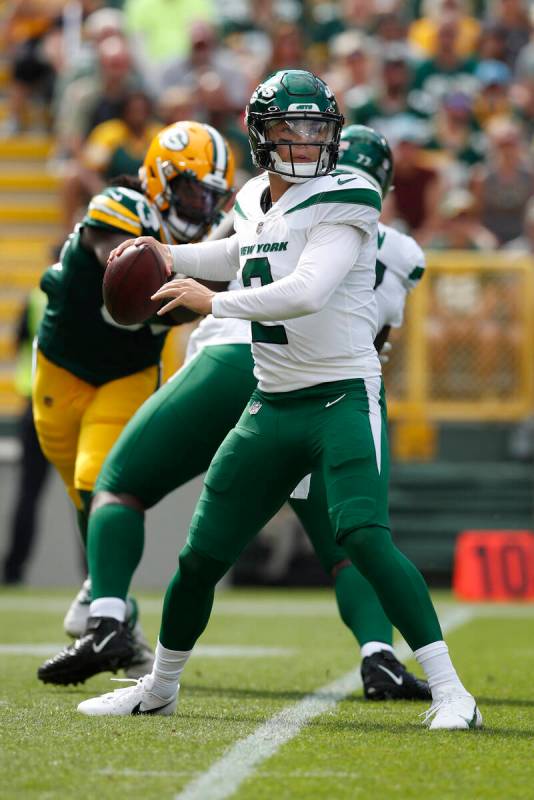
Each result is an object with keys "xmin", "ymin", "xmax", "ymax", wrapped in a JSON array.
[{"xmin": 101, "ymin": 675, "xmax": 153, "ymax": 700}]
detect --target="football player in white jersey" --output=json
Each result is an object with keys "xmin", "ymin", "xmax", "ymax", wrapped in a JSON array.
[
  {"xmin": 38, "ymin": 125, "xmax": 430, "ymax": 702},
  {"xmin": 53, "ymin": 72, "xmax": 480, "ymax": 730}
]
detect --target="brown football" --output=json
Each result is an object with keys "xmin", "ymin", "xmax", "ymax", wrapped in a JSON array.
[{"xmin": 103, "ymin": 243, "xmax": 168, "ymax": 326}]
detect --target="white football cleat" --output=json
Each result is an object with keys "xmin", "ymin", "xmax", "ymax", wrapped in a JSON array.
[
  {"xmin": 63, "ymin": 578, "xmax": 92, "ymax": 637},
  {"xmin": 422, "ymin": 692, "xmax": 483, "ymax": 731},
  {"xmin": 77, "ymin": 674, "xmax": 178, "ymax": 716}
]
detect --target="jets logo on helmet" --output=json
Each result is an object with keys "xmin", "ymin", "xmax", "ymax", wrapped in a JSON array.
[
  {"xmin": 245, "ymin": 70, "xmax": 344, "ymax": 183},
  {"xmin": 337, "ymin": 124, "xmax": 394, "ymax": 198},
  {"xmin": 140, "ymin": 121, "xmax": 235, "ymax": 243}
]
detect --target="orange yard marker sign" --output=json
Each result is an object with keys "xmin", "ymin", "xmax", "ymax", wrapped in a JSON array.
[{"xmin": 453, "ymin": 531, "xmax": 534, "ymax": 601}]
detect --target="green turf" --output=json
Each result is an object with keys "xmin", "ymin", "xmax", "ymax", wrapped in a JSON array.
[{"xmin": 0, "ymin": 588, "xmax": 533, "ymax": 799}]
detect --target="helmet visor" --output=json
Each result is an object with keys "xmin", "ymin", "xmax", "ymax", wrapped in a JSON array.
[{"xmin": 265, "ymin": 118, "xmax": 337, "ymax": 144}]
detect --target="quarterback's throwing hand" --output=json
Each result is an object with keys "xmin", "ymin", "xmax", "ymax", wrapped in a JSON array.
[
  {"xmin": 152, "ymin": 278, "xmax": 215, "ymax": 316},
  {"xmin": 108, "ymin": 236, "xmax": 173, "ymax": 277}
]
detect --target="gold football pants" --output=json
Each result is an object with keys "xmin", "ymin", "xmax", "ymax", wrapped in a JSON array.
[{"xmin": 32, "ymin": 350, "xmax": 158, "ymax": 509}]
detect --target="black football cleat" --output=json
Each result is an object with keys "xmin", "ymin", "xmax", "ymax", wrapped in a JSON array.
[
  {"xmin": 361, "ymin": 650, "xmax": 431, "ymax": 701},
  {"xmin": 37, "ymin": 616, "xmax": 135, "ymax": 686}
]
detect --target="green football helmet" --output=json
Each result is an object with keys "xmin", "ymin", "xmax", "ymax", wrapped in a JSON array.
[
  {"xmin": 245, "ymin": 70, "xmax": 344, "ymax": 183},
  {"xmin": 338, "ymin": 124, "xmax": 394, "ymax": 197}
]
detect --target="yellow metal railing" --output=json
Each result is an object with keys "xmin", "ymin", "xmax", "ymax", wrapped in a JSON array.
[{"xmin": 386, "ymin": 252, "xmax": 534, "ymax": 422}]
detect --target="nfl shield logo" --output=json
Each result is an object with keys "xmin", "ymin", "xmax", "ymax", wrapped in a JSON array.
[
  {"xmin": 248, "ymin": 400, "xmax": 262, "ymax": 415},
  {"xmin": 256, "ymin": 222, "xmax": 264, "ymax": 235}
]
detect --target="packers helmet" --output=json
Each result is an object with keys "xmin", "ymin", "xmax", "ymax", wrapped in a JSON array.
[
  {"xmin": 337, "ymin": 125, "xmax": 394, "ymax": 197},
  {"xmin": 245, "ymin": 70, "xmax": 344, "ymax": 183},
  {"xmin": 140, "ymin": 121, "xmax": 235, "ymax": 243}
]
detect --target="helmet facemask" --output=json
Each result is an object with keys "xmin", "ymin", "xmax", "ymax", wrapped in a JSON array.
[
  {"xmin": 250, "ymin": 113, "xmax": 342, "ymax": 184},
  {"xmin": 164, "ymin": 168, "xmax": 232, "ymax": 243}
]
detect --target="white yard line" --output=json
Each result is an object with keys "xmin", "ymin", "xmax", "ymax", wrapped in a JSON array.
[
  {"xmin": 174, "ymin": 607, "xmax": 475, "ymax": 800},
  {"xmin": 0, "ymin": 643, "xmax": 295, "ymax": 658}
]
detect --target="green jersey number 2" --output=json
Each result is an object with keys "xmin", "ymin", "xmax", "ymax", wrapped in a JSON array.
[{"xmin": 241, "ymin": 257, "xmax": 288, "ymax": 345}]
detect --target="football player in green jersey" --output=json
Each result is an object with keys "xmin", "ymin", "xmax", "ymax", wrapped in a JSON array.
[{"xmin": 33, "ymin": 120, "xmax": 234, "ymax": 674}]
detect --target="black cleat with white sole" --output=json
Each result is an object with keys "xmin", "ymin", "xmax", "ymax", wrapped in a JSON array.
[
  {"xmin": 361, "ymin": 650, "xmax": 431, "ymax": 701},
  {"xmin": 37, "ymin": 616, "xmax": 135, "ymax": 686}
]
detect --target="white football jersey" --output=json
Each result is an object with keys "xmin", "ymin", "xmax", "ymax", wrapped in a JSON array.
[
  {"xmin": 186, "ymin": 221, "xmax": 425, "ymax": 363},
  {"xmin": 374, "ymin": 223, "xmax": 426, "ymax": 330},
  {"xmin": 208, "ymin": 171, "xmax": 381, "ymax": 391}
]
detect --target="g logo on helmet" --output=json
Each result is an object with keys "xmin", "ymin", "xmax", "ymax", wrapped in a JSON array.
[{"xmin": 160, "ymin": 128, "xmax": 190, "ymax": 151}]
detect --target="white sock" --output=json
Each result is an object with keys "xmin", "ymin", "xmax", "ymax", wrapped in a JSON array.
[
  {"xmin": 151, "ymin": 640, "xmax": 192, "ymax": 699},
  {"xmin": 414, "ymin": 640, "xmax": 468, "ymax": 699},
  {"xmin": 89, "ymin": 597, "xmax": 126, "ymax": 622},
  {"xmin": 360, "ymin": 641, "xmax": 395, "ymax": 659}
]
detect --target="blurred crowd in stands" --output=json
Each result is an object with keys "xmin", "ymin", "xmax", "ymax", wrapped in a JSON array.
[{"xmin": 1, "ymin": 0, "xmax": 533, "ymax": 249}]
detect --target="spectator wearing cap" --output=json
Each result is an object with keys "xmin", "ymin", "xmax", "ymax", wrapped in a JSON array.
[
  {"xmin": 472, "ymin": 59, "xmax": 513, "ymax": 127},
  {"xmin": 412, "ymin": 16, "xmax": 479, "ymax": 102},
  {"xmin": 471, "ymin": 117, "xmax": 534, "ymax": 244},
  {"xmin": 408, "ymin": 0, "xmax": 480, "ymax": 59},
  {"xmin": 347, "ymin": 43, "xmax": 430, "ymax": 132},
  {"xmin": 503, "ymin": 198, "xmax": 534, "ymax": 253},
  {"xmin": 381, "ymin": 114, "xmax": 444, "ymax": 244}
]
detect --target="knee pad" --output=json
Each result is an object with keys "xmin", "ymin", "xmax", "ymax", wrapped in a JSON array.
[
  {"xmin": 178, "ymin": 543, "xmax": 230, "ymax": 589},
  {"xmin": 341, "ymin": 524, "xmax": 392, "ymax": 552}
]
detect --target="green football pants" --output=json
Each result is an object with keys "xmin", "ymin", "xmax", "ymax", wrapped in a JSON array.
[
  {"xmin": 92, "ymin": 347, "xmax": 397, "ymax": 647},
  {"xmin": 188, "ymin": 377, "xmax": 390, "ymax": 562},
  {"xmin": 162, "ymin": 376, "xmax": 441, "ymax": 652}
]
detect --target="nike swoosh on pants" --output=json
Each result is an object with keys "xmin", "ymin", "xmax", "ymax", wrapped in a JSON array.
[{"xmin": 325, "ymin": 394, "xmax": 346, "ymax": 408}]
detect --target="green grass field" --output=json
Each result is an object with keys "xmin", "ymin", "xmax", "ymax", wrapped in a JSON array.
[{"xmin": 1, "ymin": 587, "xmax": 533, "ymax": 800}]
